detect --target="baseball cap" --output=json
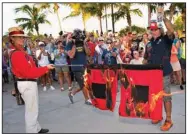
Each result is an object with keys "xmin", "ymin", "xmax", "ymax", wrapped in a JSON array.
[
  {"xmin": 98, "ymin": 36, "xmax": 104, "ymax": 41},
  {"xmin": 38, "ymin": 41, "xmax": 45, "ymax": 47},
  {"xmin": 149, "ymin": 22, "xmax": 163, "ymax": 30}
]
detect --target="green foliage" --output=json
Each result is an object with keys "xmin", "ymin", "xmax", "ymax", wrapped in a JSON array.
[
  {"xmin": 173, "ymin": 15, "xmax": 184, "ymax": 31},
  {"xmin": 15, "ymin": 5, "xmax": 51, "ymax": 35},
  {"xmin": 119, "ymin": 25, "xmax": 147, "ymax": 37}
]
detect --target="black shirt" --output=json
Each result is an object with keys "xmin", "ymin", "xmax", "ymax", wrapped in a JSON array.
[{"xmin": 148, "ymin": 34, "xmax": 174, "ymax": 76}]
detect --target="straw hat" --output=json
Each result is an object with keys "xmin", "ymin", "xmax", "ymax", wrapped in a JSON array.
[{"xmin": 8, "ymin": 26, "xmax": 28, "ymax": 37}]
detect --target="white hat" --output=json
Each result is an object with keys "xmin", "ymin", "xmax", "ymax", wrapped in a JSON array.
[
  {"xmin": 8, "ymin": 26, "xmax": 28, "ymax": 37},
  {"xmin": 38, "ymin": 41, "xmax": 45, "ymax": 46}
]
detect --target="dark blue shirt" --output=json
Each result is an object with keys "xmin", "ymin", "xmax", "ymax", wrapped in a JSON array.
[
  {"xmin": 148, "ymin": 34, "xmax": 174, "ymax": 76},
  {"xmin": 65, "ymin": 40, "xmax": 87, "ymax": 71},
  {"xmin": 102, "ymin": 47, "xmax": 118, "ymax": 65}
]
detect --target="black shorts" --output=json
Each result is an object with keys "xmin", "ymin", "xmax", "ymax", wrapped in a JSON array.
[
  {"xmin": 73, "ymin": 71, "xmax": 84, "ymax": 89},
  {"xmin": 180, "ymin": 58, "xmax": 186, "ymax": 69}
]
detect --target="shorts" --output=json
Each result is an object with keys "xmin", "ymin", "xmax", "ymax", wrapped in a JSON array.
[
  {"xmin": 55, "ymin": 66, "xmax": 69, "ymax": 73},
  {"xmin": 171, "ymin": 61, "xmax": 181, "ymax": 71},
  {"xmin": 73, "ymin": 71, "xmax": 84, "ymax": 89},
  {"xmin": 163, "ymin": 75, "xmax": 172, "ymax": 102},
  {"xmin": 180, "ymin": 58, "xmax": 186, "ymax": 69}
]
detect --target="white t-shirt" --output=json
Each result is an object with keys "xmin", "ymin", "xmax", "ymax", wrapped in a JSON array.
[
  {"xmin": 130, "ymin": 57, "xmax": 144, "ymax": 65},
  {"xmin": 36, "ymin": 50, "xmax": 49, "ymax": 67}
]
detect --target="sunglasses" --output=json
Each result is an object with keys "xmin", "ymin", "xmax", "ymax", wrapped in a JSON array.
[
  {"xmin": 99, "ymin": 40, "xmax": 104, "ymax": 41},
  {"xmin": 151, "ymin": 29, "xmax": 159, "ymax": 31}
]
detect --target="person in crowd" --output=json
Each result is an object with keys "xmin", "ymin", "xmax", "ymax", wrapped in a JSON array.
[
  {"xmin": 102, "ymin": 39, "xmax": 118, "ymax": 65},
  {"xmin": 94, "ymin": 37, "xmax": 107, "ymax": 64},
  {"xmin": 36, "ymin": 42, "xmax": 55, "ymax": 91},
  {"xmin": 54, "ymin": 40, "xmax": 72, "ymax": 91},
  {"xmin": 170, "ymin": 38, "xmax": 184, "ymax": 90},
  {"xmin": 179, "ymin": 33, "xmax": 186, "ymax": 84},
  {"xmin": 85, "ymin": 33, "xmax": 96, "ymax": 64},
  {"xmin": 131, "ymin": 31, "xmax": 141, "ymax": 51},
  {"xmin": 130, "ymin": 50, "xmax": 143, "ymax": 64},
  {"xmin": 143, "ymin": 33, "xmax": 153, "ymax": 64}
]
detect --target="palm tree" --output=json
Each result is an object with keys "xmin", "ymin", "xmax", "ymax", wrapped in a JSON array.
[
  {"xmin": 83, "ymin": 3, "xmax": 108, "ymax": 34},
  {"xmin": 15, "ymin": 5, "xmax": 51, "ymax": 36},
  {"xmin": 107, "ymin": 3, "xmax": 143, "ymax": 31},
  {"xmin": 36, "ymin": 3, "xmax": 63, "ymax": 31},
  {"xmin": 63, "ymin": 3, "xmax": 91, "ymax": 31}
]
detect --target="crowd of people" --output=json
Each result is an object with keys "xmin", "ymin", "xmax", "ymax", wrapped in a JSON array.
[{"xmin": 3, "ymin": 25, "xmax": 185, "ymax": 92}]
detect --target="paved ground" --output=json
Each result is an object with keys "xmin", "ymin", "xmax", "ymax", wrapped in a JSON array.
[{"xmin": 2, "ymin": 79, "xmax": 185, "ymax": 133}]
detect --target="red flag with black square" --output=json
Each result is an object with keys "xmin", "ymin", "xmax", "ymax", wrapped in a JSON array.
[{"xmin": 119, "ymin": 64, "xmax": 163, "ymax": 121}]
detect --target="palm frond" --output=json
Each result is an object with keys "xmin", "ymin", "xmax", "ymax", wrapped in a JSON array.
[
  {"xmin": 130, "ymin": 9, "xmax": 143, "ymax": 17},
  {"xmin": 15, "ymin": 18, "xmax": 31, "ymax": 23},
  {"xmin": 63, "ymin": 11, "xmax": 80, "ymax": 21}
]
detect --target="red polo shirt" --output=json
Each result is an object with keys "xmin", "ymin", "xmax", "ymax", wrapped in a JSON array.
[
  {"xmin": 10, "ymin": 49, "xmax": 48, "ymax": 79},
  {"xmin": 87, "ymin": 41, "xmax": 96, "ymax": 56}
]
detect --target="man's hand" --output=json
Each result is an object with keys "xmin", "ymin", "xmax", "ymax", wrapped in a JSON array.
[
  {"xmin": 112, "ymin": 52, "xmax": 117, "ymax": 57},
  {"xmin": 142, "ymin": 59, "xmax": 148, "ymax": 64},
  {"xmin": 47, "ymin": 64, "xmax": 55, "ymax": 70}
]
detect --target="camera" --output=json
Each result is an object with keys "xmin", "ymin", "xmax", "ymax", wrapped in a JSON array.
[{"xmin": 72, "ymin": 29, "xmax": 86, "ymax": 41}]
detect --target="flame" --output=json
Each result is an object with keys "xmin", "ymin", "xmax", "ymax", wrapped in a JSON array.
[
  {"xmin": 150, "ymin": 90, "xmax": 184, "ymax": 112},
  {"xmin": 83, "ymin": 68, "xmax": 89, "ymax": 90}
]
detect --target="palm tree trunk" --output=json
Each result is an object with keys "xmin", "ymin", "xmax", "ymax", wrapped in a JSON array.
[
  {"xmin": 82, "ymin": 15, "xmax": 86, "ymax": 31},
  {"xmin": 105, "ymin": 5, "xmax": 108, "ymax": 32},
  {"xmin": 127, "ymin": 12, "xmax": 132, "ymax": 31},
  {"xmin": 98, "ymin": 16, "xmax": 103, "ymax": 35},
  {"xmin": 111, "ymin": 4, "xmax": 115, "ymax": 33},
  {"xmin": 56, "ymin": 11, "xmax": 63, "ymax": 31},
  {"xmin": 148, "ymin": 4, "xmax": 151, "ymax": 26},
  {"xmin": 181, "ymin": 9, "xmax": 185, "ymax": 30},
  {"xmin": 35, "ymin": 24, "xmax": 39, "ymax": 36}
]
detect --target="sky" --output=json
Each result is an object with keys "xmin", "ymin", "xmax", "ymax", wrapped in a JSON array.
[{"xmin": 2, "ymin": 3, "xmax": 170, "ymax": 38}]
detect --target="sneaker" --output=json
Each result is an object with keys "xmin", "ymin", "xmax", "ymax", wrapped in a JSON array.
[
  {"xmin": 160, "ymin": 120, "xmax": 173, "ymax": 131},
  {"xmin": 85, "ymin": 99, "xmax": 92, "ymax": 105},
  {"xmin": 180, "ymin": 85, "xmax": 184, "ymax": 90},
  {"xmin": 50, "ymin": 86, "xmax": 55, "ymax": 90},
  {"xmin": 68, "ymin": 87, "xmax": 72, "ymax": 91},
  {"xmin": 68, "ymin": 92, "xmax": 74, "ymax": 104},
  {"xmin": 43, "ymin": 86, "xmax": 47, "ymax": 91},
  {"xmin": 60, "ymin": 87, "xmax": 65, "ymax": 91},
  {"xmin": 151, "ymin": 119, "xmax": 162, "ymax": 124}
]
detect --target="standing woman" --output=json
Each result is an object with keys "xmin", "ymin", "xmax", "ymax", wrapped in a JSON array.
[
  {"xmin": 54, "ymin": 40, "xmax": 72, "ymax": 91},
  {"xmin": 170, "ymin": 42, "xmax": 184, "ymax": 90},
  {"xmin": 9, "ymin": 26, "xmax": 54, "ymax": 133},
  {"xmin": 36, "ymin": 42, "xmax": 55, "ymax": 91}
]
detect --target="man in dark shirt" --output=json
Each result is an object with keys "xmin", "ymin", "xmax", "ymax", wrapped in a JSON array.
[
  {"xmin": 144, "ymin": 18, "xmax": 174, "ymax": 131},
  {"xmin": 66, "ymin": 29, "xmax": 92, "ymax": 105}
]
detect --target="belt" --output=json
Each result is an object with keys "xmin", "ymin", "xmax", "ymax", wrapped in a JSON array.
[{"xmin": 17, "ymin": 79, "xmax": 37, "ymax": 82}]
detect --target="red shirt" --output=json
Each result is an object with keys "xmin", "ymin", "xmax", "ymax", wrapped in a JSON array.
[
  {"xmin": 11, "ymin": 49, "xmax": 48, "ymax": 79},
  {"xmin": 87, "ymin": 41, "xmax": 96, "ymax": 56}
]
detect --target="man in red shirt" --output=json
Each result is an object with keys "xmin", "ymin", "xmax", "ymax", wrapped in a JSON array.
[
  {"xmin": 9, "ymin": 26, "xmax": 54, "ymax": 133},
  {"xmin": 85, "ymin": 33, "xmax": 96, "ymax": 64}
]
